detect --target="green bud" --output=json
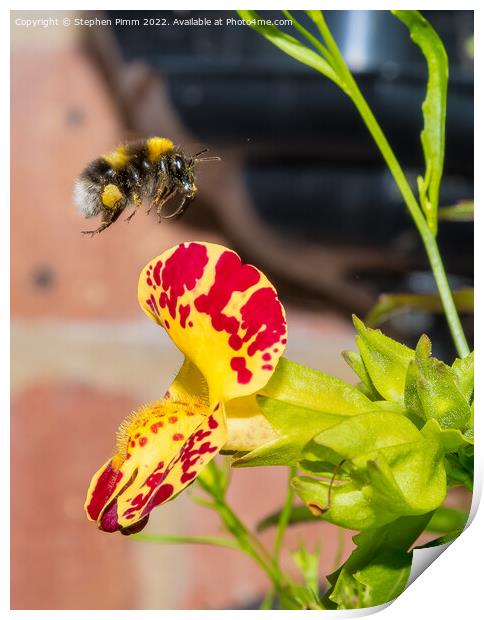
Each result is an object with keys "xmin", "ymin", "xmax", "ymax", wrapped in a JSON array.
[{"xmin": 352, "ymin": 316, "xmax": 414, "ymax": 402}]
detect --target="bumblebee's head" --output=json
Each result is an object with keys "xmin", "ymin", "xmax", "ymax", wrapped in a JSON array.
[{"xmin": 168, "ymin": 152, "xmax": 197, "ymax": 196}]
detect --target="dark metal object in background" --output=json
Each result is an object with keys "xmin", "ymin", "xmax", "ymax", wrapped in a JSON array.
[{"xmin": 84, "ymin": 10, "xmax": 473, "ymax": 359}]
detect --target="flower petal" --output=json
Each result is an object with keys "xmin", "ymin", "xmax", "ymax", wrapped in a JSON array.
[
  {"xmin": 168, "ymin": 361, "xmax": 278, "ymax": 452},
  {"xmin": 85, "ymin": 458, "xmax": 124, "ymax": 522},
  {"xmin": 138, "ymin": 242, "xmax": 287, "ymax": 402},
  {"xmin": 85, "ymin": 395, "xmax": 226, "ymax": 532},
  {"xmin": 166, "ymin": 359, "xmax": 209, "ymax": 405},
  {"xmin": 223, "ymin": 395, "xmax": 278, "ymax": 452}
]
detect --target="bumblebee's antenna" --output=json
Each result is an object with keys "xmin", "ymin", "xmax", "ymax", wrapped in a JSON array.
[{"xmin": 192, "ymin": 148, "xmax": 221, "ymax": 163}]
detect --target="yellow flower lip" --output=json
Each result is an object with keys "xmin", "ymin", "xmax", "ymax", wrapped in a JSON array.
[
  {"xmin": 139, "ymin": 242, "xmax": 287, "ymax": 403},
  {"xmin": 86, "ymin": 242, "xmax": 287, "ymax": 534},
  {"xmin": 86, "ymin": 394, "xmax": 225, "ymax": 533}
]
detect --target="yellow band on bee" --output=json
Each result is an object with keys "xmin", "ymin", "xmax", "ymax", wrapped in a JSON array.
[
  {"xmin": 147, "ymin": 137, "xmax": 174, "ymax": 162},
  {"xmin": 101, "ymin": 183, "xmax": 123, "ymax": 209},
  {"xmin": 102, "ymin": 146, "xmax": 130, "ymax": 170}
]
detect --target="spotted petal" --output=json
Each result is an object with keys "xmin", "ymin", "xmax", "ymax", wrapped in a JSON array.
[
  {"xmin": 85, "ymin": 395, "xmax": 226, "ymax": 532},
  {"xmin": 169, "ymin": 361, "xmax": 278, "ymax": 453},
  {"xmin": 138, "ymin": 242, "xmax": 287, "ymax": 403}
]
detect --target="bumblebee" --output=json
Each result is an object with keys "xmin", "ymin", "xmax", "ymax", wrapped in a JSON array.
[{"xmin": 74, "ymin": 137, "xmax": 218, "ymax": 236}]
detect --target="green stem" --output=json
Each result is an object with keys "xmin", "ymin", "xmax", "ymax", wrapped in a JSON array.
[
  {"xmin": 197, "ymin": 460, "xmax": 301, "ymax": 604},
  {"xmin": 207, "ymin": 469, "xmax": 305, "ymax": 608},
  {"xmin": 282, "ymin": 11, "xmax": 333, "ymax": 65},
  {"xmin": 260, "ymin": 589, "xmax": 276, "ymax": 610},
  {"xmin": 214, "ymin": 499, "xmax": 295, "ymax": 599},
  {"xmin": 316, "ymin": 14, "xmax": 469, "ymax": 358},
  {"xmin": 132, "ymin": 533, "xmax": 240, "ymax": 550},
  {"xmin": 273, "ymin": 466, "xmax": 296, "ymax": 563}
]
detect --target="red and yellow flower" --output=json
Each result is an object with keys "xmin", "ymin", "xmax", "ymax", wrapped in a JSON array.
[{"xmin": 85, "ymin": 242, "xmax": 287, "ymax": 533}]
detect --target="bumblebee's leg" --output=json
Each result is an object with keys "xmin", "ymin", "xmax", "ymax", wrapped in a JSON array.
[
  {"xmin": 161, "ymin": 194, "xmax": 194, "ymax": 220},
  {"xmin": 82, "ymin": 207, "xmax": 123, "ymax": 236},
  {"xmin": 155, "ymin": 189, "xmax": 178, "ymax": 222},
  {"xmin": 146, "ymin": 182, "xmax": 171, "ymax": 216},
  {"xmin": 125, "ymin": 191, "xmax": 142, "ymax": 223},
  {"xmin": 82, "ymin": 182, "xmax": 127, "ymax": 236}
]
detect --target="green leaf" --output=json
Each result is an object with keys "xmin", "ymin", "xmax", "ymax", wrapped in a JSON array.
[
  {"xmin": 262, "ymin": 357, "xmax": 373, "ymax": 413},
  {"xmin": 305, "ymin": 410, "xmax": 422, "ymax": 465},
  {"xmin": 406, "ymin": 335, "xmax": 472, "ymax": 430},
  {"xmin": 424, "ymin": 421, "xmax": 473, "ymax": 489},
  {"xmin": 366, "ymin": 289, "xmax": 474, "ymax": 327},
  {"xmin": 293, "ymin": 475, "xmax": 396, "ymax": 531},
  {"xmin": 439, "ymin": 200, "xmax": 474, "ymax": 222},
  {"xmin": 232, "ymin": 397, "xmax": 345, "ymax": 467},
  {"xmin": 463, "ymin": 401, "xmax": 474, "ymax": 441},
  {"xmin": 291, "ymin": 543, "xmax": 321, "ymax": 595},
  {"xmin": 353, "ymin": 316, "xmax": 414, "ymax": 402},
  {"xmin": 282, "ymin": 10, "xmax": 332, "ymax": 65},
  {"xmin": 237, "ymin": 10, "xmax": 341, "ymax": 87},
  {"xmin": 353, "ymin": 549, "xmax": 412, "ymax": 607},
  {"xmin": 392, "ymin": 11, "xmax": 448, "ymax": 235},
  {"xmin": 445, "ymin": 451, "xmax": 473, "ymax": 491},
  {"xmin": 342, "ymin": 350, "xmax": 380, "ymax": 400},
  {"xmin": 420, "ymin": 418, "xmax": 470, "ymax": 451},
  {"xmin": 306, "ymin": 10, "xmax": 325, "ymax": 27},
  {"xmin": 233, "ymin": 358, "xmax": 377, "ymax": 467},
  {"xmin": 280, "ymin": 584, "xmax": 322, "ymax": 610},
  {"xmin": 295, "ymin": 413, "xmax": 452, "ymax": 530},
  {"xmin": 425, "ymin": 506, "xmax": 468, "ymax": 533},
  {"xmin": 322, "ymin": 513, "xmax": 432, "ymax": 609},
  {"xmin": 452, "ymin": 351, "xmax": 474, "ymax": 403},
  {"xmin": 403, "ymin": 358, "xmax": 423, "ymax": 428},
  {"xmin": 416, "ymin": 529, "xmax": 464, "ymax": 549}
]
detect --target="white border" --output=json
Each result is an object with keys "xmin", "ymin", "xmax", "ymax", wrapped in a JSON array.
[{"xmin": 6, "ymin": 1, "xmax": 481, "ymax": 618}]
